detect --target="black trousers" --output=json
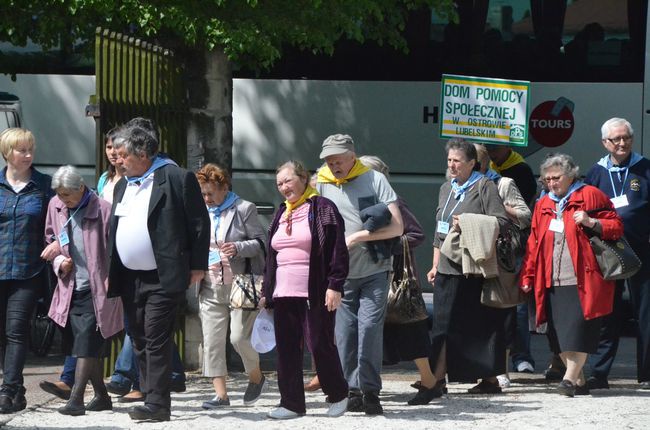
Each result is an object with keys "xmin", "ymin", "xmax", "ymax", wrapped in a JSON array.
[
  {"xmin": 588, "ymin": 241, "xmax": 650, "ymax": 383},
  {"xmin": 0, "ymin": 273, "xmax": 42, "ymax": 395},
  {"xmin": 121, "ymin": 269, "xmax": 183, "ymax": 410}
]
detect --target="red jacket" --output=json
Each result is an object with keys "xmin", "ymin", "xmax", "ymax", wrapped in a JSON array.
[{"xmin": 520, "ymin": 185, "xmax": 623, "ymax": 326}]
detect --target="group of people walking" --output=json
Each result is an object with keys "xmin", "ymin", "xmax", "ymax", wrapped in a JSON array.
[{"xmin": 0, "ymin": 116, "xmax": 648, "ymax": 423}]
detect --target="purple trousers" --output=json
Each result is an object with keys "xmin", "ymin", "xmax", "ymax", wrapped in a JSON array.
[{"xmin": 273, "ymin": 297, "xmax": 348, "ymax": 413}]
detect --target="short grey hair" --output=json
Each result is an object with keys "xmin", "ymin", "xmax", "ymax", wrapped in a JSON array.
[
  {"xmin": 601, "ymin": 118, "xmax": 633, "ymax": 139},
  {"xmin": 359, "ymin": 155, "xmax": 390, "ymax": 178},
  {"xmin": 445, "ymin": 138, "xmax": 478, "ymax": 164},
  {"xmin": 52, "ymin": 165, "xmax": 85, "ymax": 190},
  {"xmin": 112, "ymin": 124, "xmax": 158, "ymax": 159},
  {"xmin": 540, "ymin": 153, "xmax": 580, "ymax": 180}
]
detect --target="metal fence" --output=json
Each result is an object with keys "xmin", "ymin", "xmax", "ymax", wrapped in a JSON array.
[{"xmin": 92, "ymin": 27, "xmax": 188, "ymax": 377}]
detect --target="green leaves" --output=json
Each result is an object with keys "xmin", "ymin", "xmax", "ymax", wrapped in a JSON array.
[{"xmin": 0, "ymin": 0, "xmax": 457, "ymax": 71}]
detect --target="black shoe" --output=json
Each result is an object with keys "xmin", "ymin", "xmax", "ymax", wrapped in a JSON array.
[
  {"xmin": 640, "ymin": 381, "xmax": 650, "ymax": 390},
  {"xmin": 586, "ymin": 376, "xmax": 609, "ymax": 390},
  {"xmin": 170, "ymin": 380, "xmax": 186, "ymax": 393},
  {"xmin": 411, "ymin": 379, "xmax": 448, "ymax": 394},
  {"xmin": 86, "ymin": 395, "xmax": 113, "ymax": 411},
  {"xmin": 557, "ymin": 380, "xmax": 576, "ymax": 397},
  {"xmin": 105, "ymin": 381, "xmax": 131, "ymax": 397},
  {"xmin": 38, "ymin": 381, "xmax": 71, "ymax": 400},
  {"xmin": 128, "ymin": 404, "xmax": 171, "ymax": 422},
  {"xmin": 58, "ymin": 401, "xmax": 86, "ymax": 416},
  {"xmin": 468, "ymin": 380, "xmax": 502, "ymax": 394},
  {"xmin": 363, "ymin": 392, "xmax": 383, "ymax": 416},
  {"xmin": 346, "ymin": 392, "xmax": 364, "ymax": 412},
  {"xmin": 407, "ymin": 383, "xmax": 444, "ymax": 405},
  {"xmin": 0, "ymin": 394, "xmax": 13, "ymax": 414},
  {"xmin": 0, "ymin": 392, "xmax": 26, "ymax": 414},
  {"xmin": 575, "ymin": 384, "xmax": 590, "ymax": 396}
]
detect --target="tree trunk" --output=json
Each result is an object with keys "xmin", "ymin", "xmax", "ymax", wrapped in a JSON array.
[
  {"xmin": 184, "ymin": 48, "xmax": 233, "ymax": 370},
  {"xmin": 185, "ymin": 48, "xmax": 233, "ymax": 173}
]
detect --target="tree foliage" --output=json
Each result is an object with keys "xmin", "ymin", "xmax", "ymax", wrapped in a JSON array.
[{"xmin": 0, "ymin": 0, "xmax": 456, "ymax": 69}]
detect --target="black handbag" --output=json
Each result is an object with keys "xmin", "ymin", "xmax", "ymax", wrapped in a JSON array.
[
  {"xmin": 588, "ymin": 235, "xmax": 641, "ymax": 281},
  {"xmin": 585, "ymin": 208, "xmax": 642, "ymax": 281},
  {"xmin": 385, "ymin": 236, "xmax": 429, "ymax": 324}
]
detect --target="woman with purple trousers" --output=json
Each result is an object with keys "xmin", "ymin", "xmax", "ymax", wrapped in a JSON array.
[{"xmin": 261, "ymin": 160, "xmax": 349, "ymax": 420}]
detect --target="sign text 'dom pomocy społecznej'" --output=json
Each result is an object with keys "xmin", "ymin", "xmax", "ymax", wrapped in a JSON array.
[{"xmin": 439, "ymin": 74, "xmax": 530, "ymax": 146}]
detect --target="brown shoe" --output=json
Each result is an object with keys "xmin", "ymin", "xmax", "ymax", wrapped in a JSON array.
[
  {"xmin": 39, "ymin": 381, "xmax": 71, "ymax": 400},
  {"xmin": 304, "ymin": 376, "xmax": 321, "ymax": 392},
  {"xmin": 467, "ymin": 379, "xmax": 502, "ymax": 394},
  {"xmin": 118, "ymin": 390, "xmax": 145, "ymax": 403}
]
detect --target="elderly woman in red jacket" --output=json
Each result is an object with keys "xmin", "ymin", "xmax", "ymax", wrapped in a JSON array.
[{"xmin": 521, "ymin": 153, "xmax": 623, "ymax": 397}]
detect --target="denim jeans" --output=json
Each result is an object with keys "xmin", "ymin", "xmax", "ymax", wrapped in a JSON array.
[
  {"xmin": 59, "ymin": 356, "xmax": 77, "ymax": 387},
  {"xmin": 335, "ymin": 271, "xmax": 389, "ymax": 394},
  {"xmin": 511, "ymin": 302, "xmax": 536, "ymax": 368},
  {"xmin": 0, "ymin": 276, "xmax": 42, "ymax": 395}
]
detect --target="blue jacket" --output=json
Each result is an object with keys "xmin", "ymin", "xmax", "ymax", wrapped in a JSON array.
[
  {"xmin": 585, "ymin": 153, "xmax": 650, "ymax": 245},
  {"xmin": 0, "ymin": 167, "xmax": 53, "ymax": 280}
]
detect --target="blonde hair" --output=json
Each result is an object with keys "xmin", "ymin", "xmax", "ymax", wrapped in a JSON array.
[
  {"xmin": 359, "ymin": 155, "xmax": 390, "ymax": 178},
  {"xmin": 0, "ymin": 128, "xmax": 35, "ymax": 161}
]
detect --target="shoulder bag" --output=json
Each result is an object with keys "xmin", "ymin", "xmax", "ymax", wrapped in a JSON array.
[
  {"xmin": 385, "ymin": 236, "xmax": 429, "ymax": 324},
  {"xmin": 585, "ymin": 208, "xmax": 641, "ymax": 281},
  {"xmin": 229, "ymin": 238, "xmax": 265, "ymax": 310}
]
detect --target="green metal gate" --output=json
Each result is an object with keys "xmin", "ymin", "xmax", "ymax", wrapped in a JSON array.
[{"xmin": 90, "ymin": 27, "xmax": 188, "ymax": 377}]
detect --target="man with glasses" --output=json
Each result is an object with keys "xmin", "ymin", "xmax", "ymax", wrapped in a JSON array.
[{"xmin": 584, "ymin": 117, "xmax": 650, "ymax": 390}]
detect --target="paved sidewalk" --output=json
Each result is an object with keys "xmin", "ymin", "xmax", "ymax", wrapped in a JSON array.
[
  {"xmin": 3, "ymin": 370, "xmax": 650, "ymax": 429},
  {"xmin": 1, "ymin": 336, "xmax": 648, "ymax": 429}
]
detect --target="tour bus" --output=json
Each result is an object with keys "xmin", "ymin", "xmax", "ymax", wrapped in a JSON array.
[{"xmin": 230, "ymin": 0, "xmax": 649, "ymax": 291}]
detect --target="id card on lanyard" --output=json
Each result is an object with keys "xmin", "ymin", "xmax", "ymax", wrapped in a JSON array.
[{"xmin": 608, "ymin": 169, "xmax": 630, "ymax": 208}]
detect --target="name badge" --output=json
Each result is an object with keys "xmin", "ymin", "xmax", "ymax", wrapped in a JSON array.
[
  {"xmin": 611, "ymin": 195, "xmax": 629, "ymax": 209},
  {"xmin": 115, "ymin": 203, "xmax": 129, "ymax": 217},
  {"xmin": 208, "ymin": 250, "xmax": 221, "ymax": 266},
  {"xmin": 437, "ymin": 221, "xmax": 450, "ymax": 234},
  {"xmin": 549, "ymin": 218, "xmax": 564, "ymax": 233},
  {"xmin": 58, "ymin": 230, "xmax": 70, "ymax": 247}
]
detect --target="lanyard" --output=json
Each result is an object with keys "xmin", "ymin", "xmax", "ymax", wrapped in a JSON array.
[
  {"xmin": 61, "ymin": 192, "xmax": 91, "ymax": 229},
  {"xmin": 607, "ymin": 169, "xmax": 629, "ymax": 198},
  {"xmin": 440, "ymin": 190, "xmax": 463, "ymax": 224}
]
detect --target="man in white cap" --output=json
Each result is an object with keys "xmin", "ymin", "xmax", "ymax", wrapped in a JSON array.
[{"xmin": 316, "ymin": 134, "xmax": 403, "ymax": 415}]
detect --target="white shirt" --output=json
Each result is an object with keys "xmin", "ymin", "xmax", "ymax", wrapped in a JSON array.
[{"xmin": 115, "ymin": 175, "xmax": 157, "ymax": 270}]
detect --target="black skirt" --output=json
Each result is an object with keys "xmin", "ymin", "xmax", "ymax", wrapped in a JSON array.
[
  {"xmin": 430, "ymin": 273, "xmax": 508, "ymax": 383},
  {"xmin": 383, "ymin": 319, "xmax": 431, "ymax": 364},
  {"xmin": 546, "ymin": 285, "xmax": 602, "ymax": 353},
  {"xmin": 62, "ymin": 289, "xmax": 107, "ymax": 358}
]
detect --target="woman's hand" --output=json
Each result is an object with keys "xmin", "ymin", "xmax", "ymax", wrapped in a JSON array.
[
  {"xmin": 59, "ymin": 257, "xmax": 74, "ymax": 277},
  {"xmin": 220, "ymin": 242, "xmax": 238, "ymax": 258},
  {"xmin": 521, "ymin": 284, "xmax": 532, "ymax": 293},
  {"xmin": 325, "ymin": 289, "xmax": 342, "ymax": 312},
  {"xmin": 452, "ymin": 215, "xmax": 461, "ymax": 232},
  {"xmin": 427, "ymin": 267, "xmax": 437, "ymax": 284},
  {"xmin": 258, "ymin": 297, "xmax": 267, "ymax": 309},
  {"xmin": 573, "ymin": 210, "xmax": 596, "ymax": 228},
  {"xmin": 41, "ymin": 241, "xmax": 61, "ymax": 261}
]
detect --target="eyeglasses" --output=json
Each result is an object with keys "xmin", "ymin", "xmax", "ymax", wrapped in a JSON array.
[
  {"xmin": 605, "ymin": 135, "xmax": 632, "ymax": 144},
  {"xmin": 543, "ymin": 174, "xmax": 564, "ymax": 184}
]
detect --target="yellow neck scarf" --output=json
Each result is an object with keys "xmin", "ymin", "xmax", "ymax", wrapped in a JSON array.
[
  {"xmin": 317, "ymin": 159, "xmax": 370, "ymax": 186},
  {"xmin": 285, "ymin": 185, "xmax": 318, "ymax": 219},
  {"xmin": 490, "ymin": 150, "xmax": 525, "ymax": 174}
]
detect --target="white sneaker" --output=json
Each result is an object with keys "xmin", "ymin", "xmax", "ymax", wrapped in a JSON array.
[
  {"xmin": 497, "ymin": 374, "xmax": 511, "ymax": 388},
  {"xmin": 267, "ymin": 407, "xmax": 300, "ymax": 420},
  {"xmin": 516, "ymin": 361, "xmax": 535, "ymax": 373},
  {"xmin": 327, "ymin": 397, "xmax": 348, "ymax": 417}
]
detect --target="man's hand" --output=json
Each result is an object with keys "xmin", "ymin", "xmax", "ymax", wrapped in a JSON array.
[
  {"xmin": 325, "ymin": 289, "xmax": 342, "ymax": 311},
  {"xmin": 189, "ymin": 270, "xmax": 205, "ymax": 288},
  {"xmin": 427, "ymin": 267, "xmax": 437, "ymax": 284}
]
